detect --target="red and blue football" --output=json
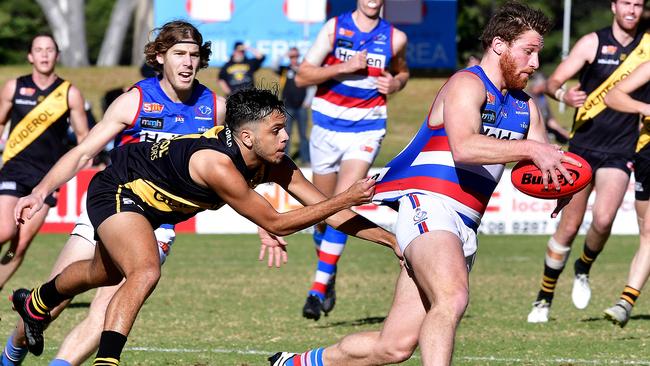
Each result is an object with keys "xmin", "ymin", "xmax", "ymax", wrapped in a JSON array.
[{"xmin": 510, "ymin": 151, "xmax": 592, "ymax": 199}]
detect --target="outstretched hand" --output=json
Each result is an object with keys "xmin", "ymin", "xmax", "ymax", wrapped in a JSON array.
[
  {"xmin": 258, "ymin": 227, "xmax": 288, "ymax": 268},
  {"xmin": 344, "ymin": 176, "xmax": 376, "ymax": 206},
  {"xmin": 14, "ymin": 193, "xmax": 45, "ymax": 225}
]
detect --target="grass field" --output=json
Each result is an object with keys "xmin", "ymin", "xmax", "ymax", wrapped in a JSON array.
[{"xmin": 2, "ymin": 233, "xmax": 649, "ymax": 365}]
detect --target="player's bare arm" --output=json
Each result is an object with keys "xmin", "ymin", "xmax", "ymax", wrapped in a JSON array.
[
  {"xmin": 377, "ymin": 29, "xmax": 409, "ymax": 95},
  {"xmin": 67, "ymin": 85, "xmax": 90, "ymax": 143},
  {"xmin": 15, "ymin": 88, "xmax": 140, "ymax": 223},
  {"xmin": 267, "ymin": 160, "xmax": 396, "ymax": 250},
  {"xmin": 605, "ymin": 61, "xmax": 650, "ymax": 115},
  {"xmin": 442, "ymin": 72, "xmax": 572, "ymax": 189},
  {"xmin": 215, "ymin": 95, "xmax": 227, "ymax": 125},
  {"xmin": 295, "ymin": 19, "xmax": 367, "ymax": 87},
  {"xmin": 0, "ymin": 79, "xmax": 17, "ymax": 133},
  {"xmin": 190, "ymin": 150, "xmax": 375, "ymax": 237},
  {"xmin": 546, "ymin": 32, "xmax": 597, "ymax": 107}
]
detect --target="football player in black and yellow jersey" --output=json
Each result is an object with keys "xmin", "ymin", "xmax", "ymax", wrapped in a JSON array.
[
  {"xmin": 528, "ymin": 0, "xmax": 648, "ymax": 323},
  {"xmin": 0, "ymin": 34, "xmax": 88, "ymax": 291},
  {"xmin": 12, "ymin": 88, "xmax": 396, "ymax": 366},
  {"xmin": 601, "ymin": 60, "xmax": 650, "ymax": 327},
  {"xmin": 0, "ymin": 21, "xmax": 227, "ymax": 366}
]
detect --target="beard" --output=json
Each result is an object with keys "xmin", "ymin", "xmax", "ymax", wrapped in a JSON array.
[{"xmin": 500, "ymin": 51, "xmax": 530, "ymax": 90}]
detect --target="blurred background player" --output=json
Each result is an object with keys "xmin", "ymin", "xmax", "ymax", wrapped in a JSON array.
[
  {"xmin": 527, "ymin": 0, "xmax": 648, "ymax": 323},
  {"xmin": 272, "ymin": 47, "xmax": 314, "ymax": 165},
  {"xmin": 0, "ymin": 34, "xmax": 88, "ymax": 291},
  {"xmin": 217, "ymin": 41, "xmax": 266, "ymax": 96},
  {"xmin": 527, "ymin": 73, "xmax": 570, "ymax": 144},
  {"xmin": 0, "ymin": 21, "xmax": 224, "ymax": 366},
  {"xmin": 602, "ymin": 60, "xmax": 650, "ymax": 327},
  {"xmin": 295, "ymin": 0, "xmax": 409, "ymax": 320}
]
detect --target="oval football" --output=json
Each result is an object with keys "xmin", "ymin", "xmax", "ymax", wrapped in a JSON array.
[{"xmin": 510, "ymin": 151, "xmax": 592, "ymax": 199}]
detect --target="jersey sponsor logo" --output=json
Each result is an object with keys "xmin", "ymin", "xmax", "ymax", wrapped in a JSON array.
[
  {"xmin": 481, "ymin": 126, "xmax": 523, "ymax": 140},
  {"xmin": 486, "ymin": 92, "xmax": 496, "ymax": 105},
  {"xmin": 338, "ymin": 27, "xmax": 355, "ymax": 37},
  {"xmin": 197, "ymin": 105, "xmax": 212, "ymax": 115},
  {"xmin": 143, "ymin": 102, "xmax": 164, "ymax": 113},
  {"xmin": 175, "ymin": 115, "xmax": 185, "ymax": 123},
  {"xmin": 0, "ymin": 181, "xmax": 17, "ymax": 190},
  {"xmin": 19, "ymin": 87, "xmax": 36, "ymax": 96},
  {"xmin": 601, "ymin": 45, "xmax": 618, "ymax": 55},
  {"xmin": 335, "ymin": 48, "xmax": 386, "ymax": 69},
  {"xmin": 225, "ymin": 126, "xmax": 233, "ymax": 147},
  {"xmin": 481, "ymin": 110, "xmax": 496, "ymax": 124},
  {"xmin": 597, "ymin": 58, "xmax": 620, "ymax": 65},
  {"xmin": 140, "ymin": 131, "xmax": 177, "ymax": 143},
  {"xmin": 373, "ymin": 33, "xmax": 388, "ymax": 45},
  {"xmin": 14, "ymin": 98, "xmax": 37, "ymax": 106},
  {"xmin": 140, "ymin": 117, "xmax": 163, "ymax": 130},
  {"xmin": 514, "ymin": 100, "xmax": 527, "ymax": 110},
  {"xmin": 336, "ymin": 39, "xmax": 354, "ymax": 49}
]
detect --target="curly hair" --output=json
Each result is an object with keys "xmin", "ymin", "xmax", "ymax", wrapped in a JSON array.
[
  {"xmin": 144, "ymin": 20, "xmax": 211, "ymax": 72},
  {"xmin": 225, "ymin": 88, "xmax": 286, "ymax": 132},
  {"xmin": 480, "ymin": 1, "xmax": 553, "ymax": 50}
]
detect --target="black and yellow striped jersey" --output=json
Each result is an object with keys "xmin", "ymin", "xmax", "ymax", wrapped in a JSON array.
[{"xmin": 103, "ymin": 126, "xmax": 269, "ymax": 224}]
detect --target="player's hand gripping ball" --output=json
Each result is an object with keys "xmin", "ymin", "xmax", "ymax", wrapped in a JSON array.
[{"xmin": 510, "ymin": 151, "xmax": 592, "ymax": 199}]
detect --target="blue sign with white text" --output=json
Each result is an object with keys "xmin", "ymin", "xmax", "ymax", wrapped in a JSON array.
[{"xmin": 154, "ymin": 0, "xmax": 456, "ymax": 69}]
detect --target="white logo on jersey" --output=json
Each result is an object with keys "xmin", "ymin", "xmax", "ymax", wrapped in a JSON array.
[
  {"xmin": 335, "ymin": 48, "xmax": 386, "ymax": 69},
  {"xmin": 140, "ymin": 131, "xmax": 178, "ymax": 143},
  {"xmin": 481, "ymin": 126, "xmax": 525, "ymax": 140}
]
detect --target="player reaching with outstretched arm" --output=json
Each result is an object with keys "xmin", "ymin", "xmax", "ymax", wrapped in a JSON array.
[
  {"xmin": 0, "ymin": 21, "xmax": 225, "ymax": 366},
  {"xmin": 269, "ymin": 2, "xmax": 579, "ymax": 365},
  {"xmin": 10, "ymin": 87, "xmax": 397, "ymax": 366}
]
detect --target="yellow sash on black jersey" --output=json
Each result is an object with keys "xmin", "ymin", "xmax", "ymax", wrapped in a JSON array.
[
  {"xmin": 2, "ymin": 81, "xmax": 70, "ymax": 163},
  {"xmin": 573, "ymin": 33, "xmax": 650, "ymax": 137}
]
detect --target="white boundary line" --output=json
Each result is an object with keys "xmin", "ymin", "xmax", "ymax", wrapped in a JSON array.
[{"xmin": 118, "ymin": 347, "xmax": 650, "ymax": 365}]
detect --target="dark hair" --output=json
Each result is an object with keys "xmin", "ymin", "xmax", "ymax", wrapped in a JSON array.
[
  {"xmin": 233, "ymin": 41, "xmax": 244, "ymax": 50},
  {"xmin": 29, "ymin": 34, "xmax": 59, "ymax": 54},
  {"xmin": 144, "ymin": 20, "xmax": 211, "ymax": 71},
  {"xmin": 225, "ymin": 88, "xmax": 286, "ymax": 132},
  {"xmin": 480, "ymin": 1, "xmax": 552, "ymax": 50}
]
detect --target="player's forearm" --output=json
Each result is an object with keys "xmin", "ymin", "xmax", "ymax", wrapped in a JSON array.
[
  {"xmin": 266, "ymin": 194, "xmax": 354, "ymax": 236},
  {"xmin": 450, "ymin": 135, "xmax": 541, "ymax": 165},
  {"xmin": 296, "ymin": 63, "xmax": 348, "ymax": 88},
  {"xmin": 31, "ymin": 147, "xmax": 95, "ymax": 200},
  {"xmin": 393, "ymin": 71, "xmax": 409, "ymax": 93},
  {"xmin": 604, "ymin": 88, "xmax": 647, "ymax": 114}
]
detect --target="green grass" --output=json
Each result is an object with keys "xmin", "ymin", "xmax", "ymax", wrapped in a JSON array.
[{"xmin": 3, "ymin": 233, "xmax": 649, "ymax": 365}]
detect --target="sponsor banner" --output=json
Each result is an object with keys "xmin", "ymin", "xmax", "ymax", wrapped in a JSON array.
[
  {"xmin": 154, "ymin": 0, "xmax": 457, "ymax": 70},
  {"xmin": 41, "ymin": 168, "xmax": 639, "ymax": 236}
]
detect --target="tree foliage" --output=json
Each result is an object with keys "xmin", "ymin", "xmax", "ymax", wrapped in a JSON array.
[{"xmin": 0, "ymin": 1, "xmax": 50, "ymax": 64}]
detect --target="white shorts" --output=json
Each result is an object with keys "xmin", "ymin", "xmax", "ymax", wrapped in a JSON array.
[
  {"xmin": 310, "ymin": 125, "xmax": 385, "ymax": 175},
  {"xmin": 71, "ymin": 210, "xmax": 174, "ymax": 264},
  {"xmin": 395, "ymin": 194, "xmax": 478, "ymax": 272}
]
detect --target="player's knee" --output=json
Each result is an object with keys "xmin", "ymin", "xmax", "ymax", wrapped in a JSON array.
[
  {"xmin": 432, "ymin": 288, "xmax": 469, "ymax": 322},
  {"xmin": 375, "ymin": 336, "xmax": 417, "ymax": 363},
  {"xmin": 590, "ymin": 214, "xmax": 614, "ymax": 235},
  {"xmin": 128, "ymin": 266, "xmax": 161, "ymax": 291}
]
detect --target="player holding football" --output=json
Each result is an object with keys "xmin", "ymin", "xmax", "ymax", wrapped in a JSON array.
[
  {"xmin": 527, "ymin": 0, "xmax": 648, "ymax": 323},
  {"xmin": 270, "ymin": 2, "xmax": 579, "ymax": 365},
  {"xmin": 601, "ymin": 60, "xmax": 650, "ymax": 327}
]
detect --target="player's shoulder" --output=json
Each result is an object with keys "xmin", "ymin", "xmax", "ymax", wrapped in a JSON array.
[{"xmin": 0, "ymin": 78, "xmax": 17, "ymax": 96}]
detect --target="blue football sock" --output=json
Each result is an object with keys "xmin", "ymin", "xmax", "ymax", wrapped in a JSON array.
[{"xmin": 1, "ymin": 335, "xmax": 27, "ymax": 366}]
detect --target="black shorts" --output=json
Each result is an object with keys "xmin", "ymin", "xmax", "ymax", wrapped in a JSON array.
[
  {"xmin": 0, "ymin": 165, "xmax": 57, "ymax": 206},
  {"xmin": 86, "ymin": 171, "xmax": 177, "ymax": 240},
  {"xmin": 568, "ymin": 145, "xmax": 633, "ymax": 176},
  {"xmin": 634, "ymin": 153, "xmax": 650, "ymax": 201}
]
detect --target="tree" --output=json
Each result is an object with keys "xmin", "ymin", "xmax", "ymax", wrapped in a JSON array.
[
  {"xmin": 36, "ymin": 0, "xmax": 89, "ymax": 66},
  {"xmin": 96, "ymin": 0, "xmax": 137, "ymax": 66}
]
